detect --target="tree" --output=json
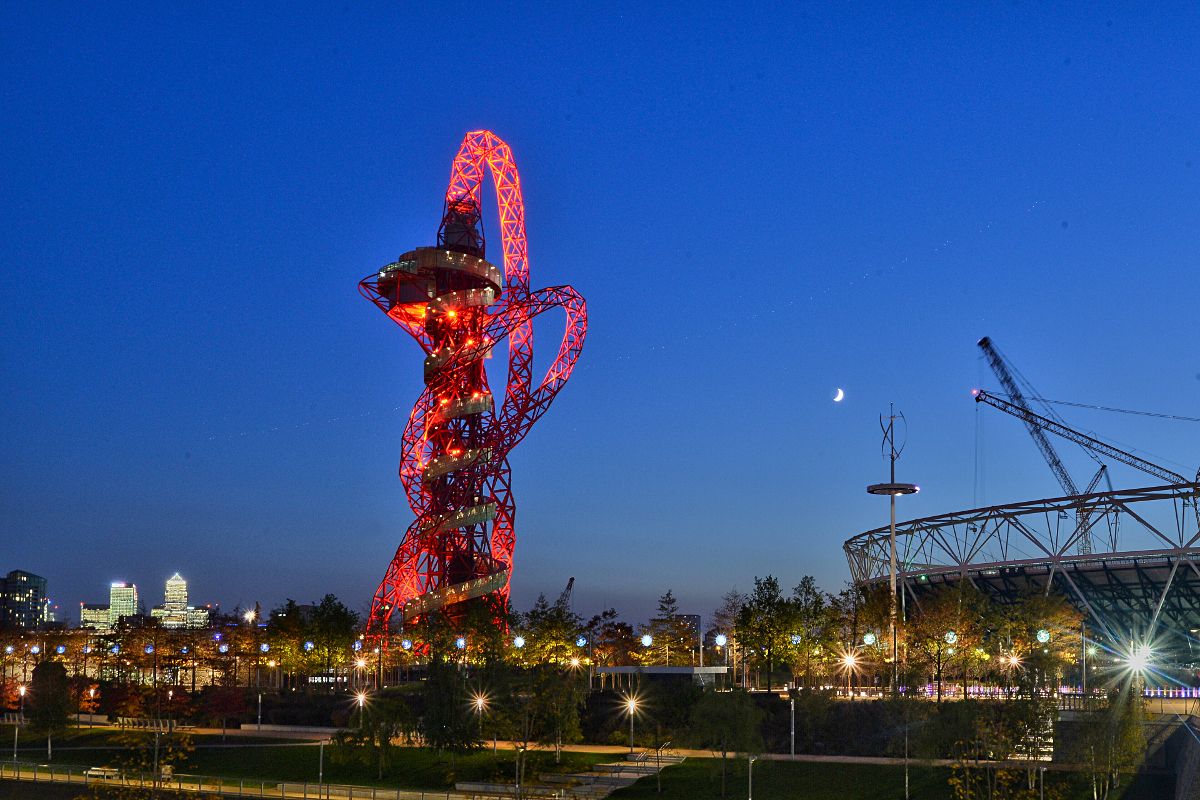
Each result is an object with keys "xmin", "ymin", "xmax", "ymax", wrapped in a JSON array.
[
  {"xmin": 27, "ymin": 661, "xmax": 71, "ymax": 760},
  {"xmin": 586, "ymin": 608, "xmax": 637, "ymax": 667},
  {"xmin": 642, "ymin": 590, "xmax": 697, "ymax": 666},
  {"xmin": 788, "ymin": 577, "xmax": 838, "ymax": 690},
  {"xmin": 1071, "ymin": 682, "xmax": 1147, "ymax": 799},
  {"xmin": 907, "ymin": 586, "xmax": 987, "ymax": 702},
  {"xmin": 420, "ymin": 651, "xmax": 477, "ymax": 753},
  {"xmin": 199, "ymin": 686, "xmax": 247, "ymax": 740},
  {"xmin": 531, "ymin": 665, "xmax": 586, "ymax": 763},
  {"xmin": 523, "ymin": 593, "xmax": 583, "ymax": 665},
  {"xmin": 340, "ymin": 689, "xmax": 417, "ymax": 779},
  {"xmin": 689, "ymin": 689, "xmax": 763, "ymax": 797},
  {"xmin": 710, "ymin": 589, "xmax": 747, "ymax": 679},
  {"xmin": 310, "ymin": 594, "xmax": 360, "ymax": 690},
  {"xmin": 736, "ymin": 576, "xmax": 796, "ymax": 689},
  {"xmin": 996, "ymin": 591, "xmax": 1083, "ymax": 698}
]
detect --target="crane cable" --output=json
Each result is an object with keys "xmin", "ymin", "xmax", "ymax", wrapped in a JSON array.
[{"xmin": 1000, "ymin": 395, "xmax": 1200, "ymax": 424}]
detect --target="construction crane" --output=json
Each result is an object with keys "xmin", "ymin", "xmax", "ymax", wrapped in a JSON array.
[
  {"xmin": 972, "ymin": 390, "xmax": 1189, "ymax": 487},
  {"xmin": 974, "ymin": 336, "xmax": 1200, "ymax": 552},
  {"xmin": 977, "ymin": 337, "xmax": 1084, "ymax": 497},
  {"xmin": 557, "ymin": 576, "xmax": 575, "ymax": 609}
]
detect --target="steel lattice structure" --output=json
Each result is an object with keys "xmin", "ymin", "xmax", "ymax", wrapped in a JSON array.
[
  {"xmin": 844, "ymin": 483, "xmax": 1200, "ymax": 654},
  {"xmin": 360, "ymin": 131, "xmax": 587, "ymax": 635}
]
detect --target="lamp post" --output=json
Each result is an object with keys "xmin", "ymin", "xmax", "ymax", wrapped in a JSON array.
[
  {"xmin": 867, "ymin": 405, "xmax": 918, "ymax": 695},
  {"xmin": 789, "ymin": 694, "xmax": 795, "ymax": 757},
  {"xmin": 748, "ymin": 755, "xmax": 757, "ymax": 800},
  {"xmin": 473, "ymin": 693, "xmax": 487, "ymax": 737},
  {"xmin": 624, "ymin": 695, "xmax": 637, "ymax": 752}
]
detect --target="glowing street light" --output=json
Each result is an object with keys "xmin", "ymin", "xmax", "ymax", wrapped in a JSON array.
[
  {"xmin": 244, "ymin": 609, "xmax": 256, "ymax": 624},
  {"xmin": 1126, "ymin": 643, "xmax": 1153, "ymax": 673},
  {"xmin": 512, "ymin": 636, "xmax": 525, "ymax": 649},
  {"xmin": 862, "ymin": 632, "xmax": 877, "ymax": 646},
  {"xmin": 714, "ymin": 634, "xmax": 727, "ymax": 647},
  {"xmin": 640, "ymin": 634, "xmax": 652, "ymax": 648},
  {"xmin": 1036, "ymin": 629, "xmax": 1051, "ymax": 644},
  {"xmin": 623, "ymin": 695, "xmax": 639, "ymax": 752},
  {"xmin": 472, "ymin": 692, "xmax": 488, "ymax": 735}
]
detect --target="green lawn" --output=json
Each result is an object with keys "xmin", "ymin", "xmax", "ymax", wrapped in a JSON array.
[
  {"xmin": 611, "ymin": 760, "xmax": 956, "ymax": 800},
  {"xmin": 610, "ymin": 759, "xmax": 1172, "ymax": 800},
  {"xmin": 15, "ymin": 741, "xmax": 610, "ymax": 791}
]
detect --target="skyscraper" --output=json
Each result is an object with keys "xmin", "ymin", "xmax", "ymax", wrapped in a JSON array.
[
  {"xmin": 108, "ymin": 582, "xmax": 138, "ymax": 627},
  {"xmin": 164, "ymin": 573, "xmax": 187, "ymax": 612},
  {"xmin": 0, "ymin": 570, "xmax": 49, "ymax": 629}
]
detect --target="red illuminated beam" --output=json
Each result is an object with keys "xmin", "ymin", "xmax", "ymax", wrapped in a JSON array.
[{"xmin": 360, "ymin": 131, "xmax": 587, "ymax": 635}]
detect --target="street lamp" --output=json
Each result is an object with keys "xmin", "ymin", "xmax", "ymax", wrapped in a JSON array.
[
  {"xmin": 748, "ymin": 755, "xmax": 757, "ymax": 800},
  {"xmin": 623, "ymin": 695, "xmax": 638, "ymax": 752},
  {"xmin": 841, "ymin": 651, "xmax": 859, "ymax": 697},
  {"xmin": 472, "ymin": 692, "xmax": 488, "ymax": 736},
  {"xmin": 355, "ymin": 691, "xmax": 367, "ymax": 731}
]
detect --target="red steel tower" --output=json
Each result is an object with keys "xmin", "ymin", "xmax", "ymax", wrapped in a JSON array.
[{"xmin": 360, "ymin": 130, "xmax": 587, "ymax": 635}]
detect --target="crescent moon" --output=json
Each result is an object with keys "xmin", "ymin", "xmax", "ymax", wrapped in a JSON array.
[{"xmin": 833, "ymin": 388, "xmax": 845, "ymax": 402}]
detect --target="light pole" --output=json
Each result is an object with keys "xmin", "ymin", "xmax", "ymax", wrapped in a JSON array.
[
  {"xmin": 318, "ymin": 738, "xmax": 325, "ymax": 787},
  {"xmin": 624, "ymin": 695, "xmax": 638, "ymax": 752},
  {"xmin": 472, "ymin": 693, "xmax": 487, "ymax": 737},
  {"xmin": 748, "ymin": 755, "xmax": 756, "ymax": 800},
  {"xmin": 867, "ymin": 405, "xmax": 918, "ymax": 695},
  {"xmin": 789, "ymin": 694, "xmax": 795, "ymax": 757},
  {"xmin": 355, "ymin": 691, "xmax": 367, "ymax": 731},
  {"xmin": 257, "ymin": 692, "xmax": 262, "ymax": 730}
]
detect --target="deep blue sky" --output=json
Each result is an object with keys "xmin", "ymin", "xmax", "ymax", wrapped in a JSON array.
[{"xmin": 2, "ymin": 4, "xmax": 1198, "ymax": 625}]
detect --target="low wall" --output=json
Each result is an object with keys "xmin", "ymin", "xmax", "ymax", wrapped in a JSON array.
[{"xmin": 241, "ymin": 723, "xmax": 341, "ymax": 735}]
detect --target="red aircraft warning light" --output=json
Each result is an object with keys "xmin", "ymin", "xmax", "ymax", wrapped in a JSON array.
[{"xmin": 360, "ymin": 130, "xmax": 587, "ymax": 636}]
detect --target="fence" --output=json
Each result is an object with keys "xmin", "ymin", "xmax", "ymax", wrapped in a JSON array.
[{"xmin": 0, "ymin": 761, "xmax": 524, "ymax": 800}]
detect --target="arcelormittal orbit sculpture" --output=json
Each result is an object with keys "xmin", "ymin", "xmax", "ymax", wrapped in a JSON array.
[{"xmin": 360, "ymin": 131, "xmax": 587, "ymax": 635}]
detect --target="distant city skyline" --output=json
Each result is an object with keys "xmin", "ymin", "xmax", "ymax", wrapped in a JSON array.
[{"xmin": 2, "ymin": 5, "xmax": 1197, "ymax": 623}]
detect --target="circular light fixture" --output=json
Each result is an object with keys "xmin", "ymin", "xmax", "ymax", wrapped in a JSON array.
[
  {"xmin": 1036, "ymin": 629, "xmax": 1051, "ymax": 644},
  {"xmin": 576, "ymin": 636, "xmax": 588, "ymax": 648},
  {"xmin": 455, "ymin": 636, "xmax": 467, "ymax": 649},
  {"xmin": 512, "ymin": 636, "xmax": 525, "ymax": 649},
  {"xmin": 401, "ymin": 639, "xmax": 413, "ymax": 650},
  {"xmin": 641, "ymin": 634, "xmax": 653, "ymax": 647},
  {"xmin": 863, "ymin": 632, "xmax": 877, "ymax": 646},
  {"xmin": 944, "ymin": 631, "xmax": 958, "ymax": 645},
  {"xmin": 714, "ymin": 634, "xmax": 728, "ymax": 647},
  {"xmin": 218, "ymin": 644, "xmax": 229, "ymax": 654}
]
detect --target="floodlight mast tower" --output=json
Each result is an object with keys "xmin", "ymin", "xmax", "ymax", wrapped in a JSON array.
[
  {"xmin": 867, "ymin": 405, "xmax": 918, "ymax": 695},
  {"xmin": 360, "ymin": 131, "xmax": 588, "ymax": 636}
]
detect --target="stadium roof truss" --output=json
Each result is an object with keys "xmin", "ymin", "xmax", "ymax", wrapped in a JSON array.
[{"xmin": 844, "ymin": 483, "xmax": 1200, "ymax": 653}]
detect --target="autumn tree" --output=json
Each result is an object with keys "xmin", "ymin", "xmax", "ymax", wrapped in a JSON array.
[
  {"xmin": 27, "ymin": 661, "xmax": 71, "ymax": 760},
  {"xmin": 585, "ymin": 608, "xmax": 637, "ymax": 666}
]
